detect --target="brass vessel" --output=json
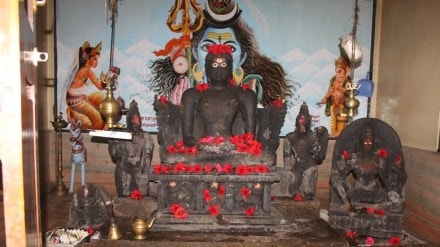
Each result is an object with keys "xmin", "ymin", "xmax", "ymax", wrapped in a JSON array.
[
  {"xmin": 344, "ymin": 90, "xmax": 360, "ymax": 118},
  {"xmin": 98, "ymin": 69, "xmax": 126, "ymax": 129},
  {"xmin": 131, "ymin": 217, "xmax": 156, "ymax": 240},
  {"xmin": 108, "ymin": 222, "xmax": 123, "ymax": 240}
]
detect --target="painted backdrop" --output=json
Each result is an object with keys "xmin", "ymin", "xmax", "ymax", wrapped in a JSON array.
[{"xmin": 56, "ymin": 0, "xmax": 374, "ymax": 135}]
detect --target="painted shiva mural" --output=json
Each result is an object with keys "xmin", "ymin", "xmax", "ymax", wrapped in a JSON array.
[{"xmin": 56, "ymin": 0, "xmax": 374, "ymax": 134}]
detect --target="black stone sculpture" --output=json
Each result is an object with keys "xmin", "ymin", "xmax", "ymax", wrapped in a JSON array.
[
  {"xmin": 66, "ymin": 183, "xmax": 115, "ymax": 230},
  {"xmin": 108, "ymin": 100, "xmax": 154, "ymax": 197},
  {"xmin": 152, "ymin": 44, "xmax": 286, "ymax": 219},
  {"xmin": 283, "ymin": 102, "xmax": 329, "ymax": 200},
  {"xmin": 328, "ymin": 118, "xmax": 407, "ymax": 238}
]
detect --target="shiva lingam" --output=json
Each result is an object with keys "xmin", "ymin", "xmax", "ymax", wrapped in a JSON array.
[
  {"xmin": 99, "ymin": 67, "xmax": 127, "ymax": 129},
  {"xmin": 344, "ymin": 80, "xmax": 361, "ymax": 118},
  {"xmin": 50, "ymin": 112, "xmax": 69, "ymax": 196},
  {"xmin": 131, "ymin": 217, "xmax": 156, "ymax": 240}
]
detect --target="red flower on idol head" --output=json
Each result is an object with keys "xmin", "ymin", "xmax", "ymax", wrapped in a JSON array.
[
  {"xmin": 366, "ymin": 207, "xmax": 375, "ymax": 214},
  {"xmin": 255, "ymin": 164, "xmax": 268, "ymax": 173},
  {"xmin": 222, "ymin": 163, "xmax": 233, "ymax": 174},
  {"xmin": 207, "ymin": 44, "xmax": 232, "ymax": 54},
  {"xmin": 342, "ymin": 150, "xmax": 350, "ymax": 160},
  {"xmin": 376, "ymin": 208, "xmax": 385, "ymax": 216},
  {"xmin": 153, "ymin": 164, "xmax": 163, "ymax": 174}
]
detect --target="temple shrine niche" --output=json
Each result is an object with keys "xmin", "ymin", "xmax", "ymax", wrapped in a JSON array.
[{"xmin": 328, "ymin": 117, "xmax": 407, "ymax": 238}]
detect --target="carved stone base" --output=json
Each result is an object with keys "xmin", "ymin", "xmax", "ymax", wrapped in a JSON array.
[{"xmin": 328, "ymin": 203, "xmax": 404, "ymax": 238}]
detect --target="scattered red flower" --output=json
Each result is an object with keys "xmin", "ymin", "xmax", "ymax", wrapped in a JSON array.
[
  {"xmin": 87, "ymin": 226, "xmax": 95, "ymax": 235},
  {"xmin": 345, "ymin": 230, "xmax": 358, "ymax": 238},
  {"xmin": 293, "ymin": 194, "xmax": 304, "ymax": 201},
  {"xmin": 199, "ymin": 136, "xmax": 225, "ymax": 144},
  {"xmin": 236, "ymin": 164, "xmax": 249, "ymax": 176},
  {"xmin": 208, "ymin": 204, "xmax": 220, "ymax": 217},
  {"xmin": 153, "ymin": 164, "xmax": 163, "ymax": 174},
  {"xmin": 376, "ymin": 208, "xmax": 385, "ymax": 216},
  {"xmin": 245, "ymin": 207, "xmax": 255, "ymax": 217},
  {"xmin": 246, "ymin": 165, "xmax": 255, "ymax": 173},
  {"xmin": 255, "ymin": 164, "xmax": 269, "ymax": 173},
  {"xmin": 377, "ymin": 148, "xmax": 388, "ymax": 158},
  {"xmin": 203, "ymin": 188, "xmax": 212, "ymax": 203},
  {"xmin": 366, "ymin": 207, "xmax": 375, "ymax": 214},
  {"xmin": 241, "ymin": 186, "xmax": 250, "ymax": 199},
  {"xmin": 388, "ymin": 236, "xmax": 401, "ymax": 245},
  {"xmin": 273, "ymin": 98, "xmax": 282, "ymax": 108},
  {"xmin": 170, "ymin": 203, "xmax": 189, "ymax": 220},
  {"xmin": 173, "ymin": 162, "xmax": 186, "ymax": 173},
  {"xmin": 217, "ymin": 185, "xmax": 226, "ymax": 198},
  {"xmin": 207, "ymin": 44, "xmax": 232, "ymax": 54},
  {"xmin": 196, "ymin": 83, "xmax": 209, "ymax": 92},
  {"xmin": 230, "ymin": 133, "xmax": 262, "ymax": 156},
  {"xmin": 215, "ymin": 163, "xmax": 223, "ymax": 172},
  {"xmin": 130, "ymin": 189, "xmax": 143, "ymax": 200},
  {"xmin": 365, "ymin": 236, "xmax": 375, "ymax": 246},
  {"xmin": 204, "ymin": 164, "xmax": 212, "ymax": 173},
  {"xmin": 159, "ymin": 95, "xmax": 168, "ymax": 104},
  {"xmin": 190, "ymin": 164, "xmax": 203, "ymax": 173},
  {"xmin": 342, "ymin": 150, "xmax": 350, "ymax": 160},
  {"xmin": 222, "ymin": 163, "xmax": 233, "ymax": 174}
]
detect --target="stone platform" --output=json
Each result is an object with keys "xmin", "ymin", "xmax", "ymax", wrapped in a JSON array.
[
  {"xmin": 89, "ymin": 197, "xmax": 347, "ymax": 246},
  {"xmin": 87, "ymin": 197, "xmax": 426, "ymax": 247}
]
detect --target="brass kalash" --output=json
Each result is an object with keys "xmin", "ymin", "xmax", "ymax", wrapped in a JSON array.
[{"xmin": 98, "ymin": 66, "xmax": 126, "ymax": 129}]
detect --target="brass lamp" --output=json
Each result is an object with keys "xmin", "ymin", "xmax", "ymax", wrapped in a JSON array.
[{"xmin": 50, "ymin": 112, "xmax": 69, "ymax": 196}]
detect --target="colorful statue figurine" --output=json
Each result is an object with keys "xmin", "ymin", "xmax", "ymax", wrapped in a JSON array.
[
  {"xmin": 319, "ymin": 55, "xmax": 352, "ymax": 137},
  {"xmin": 283, "ymin": 103, "xmax": 329, "ymax": 200},
  {"xmin": 69, "ymin": 119, "xmax": 87, "ymax": 194},
  {"xmin": 108, "ymin": 100, "xmax": 154, "ymax": 197}
]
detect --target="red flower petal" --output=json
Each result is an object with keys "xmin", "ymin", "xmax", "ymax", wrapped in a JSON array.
[
  {"xmin": 245, "ymin": 207, "xmax": 255, "ymax": 217},
  {"xmin": 293, "ymin": 194, "xmax": 303, "ymax": 201},
  {"xmin": 208, "ymin": 205, "xmax": 220, "ymax": 217},
  {"xmin": 388, "ymin": 236, "xmax": 401, "ymax": 245},
  {"xmin": 241, "ymin": 186, "xmax": 250, "ymax": 199},
  {"xmin": 130, "ymin": 189, "xmax": 143, "ymax": 200}
]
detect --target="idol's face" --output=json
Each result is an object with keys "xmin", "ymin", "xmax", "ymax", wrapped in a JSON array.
[{"xmin": 197, "ymin": 27, "xmax": 242, "ymax": 79}]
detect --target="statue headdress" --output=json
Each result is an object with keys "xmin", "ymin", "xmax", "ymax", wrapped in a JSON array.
[{"xmin": 204, "ymin": 0, "xmax": 242, "ymax": 28}]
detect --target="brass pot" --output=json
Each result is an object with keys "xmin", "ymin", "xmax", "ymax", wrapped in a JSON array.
[
  {"xmin": 344, "ymin": 90, "xmax": 360, "ymax": 117},
  {"xmin": 131, "ymin": 217, "xmax": 156, "ymax": 240}
]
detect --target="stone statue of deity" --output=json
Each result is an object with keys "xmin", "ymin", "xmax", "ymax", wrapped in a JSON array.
[
  {"xmin": 181, "ymin": 44, "xmax": 257, "ymax": 147},
  {"xmin": 283, "ymin": 102, "xmax": 329, "ymax": 200},
  {"xmin": 108, "ymin": 100, "xmax": 154, "ymax": 197},
  {"xmin": 328, "ymin": 118, "xmax": 407, "ymax": 237},
  {"xmin": 66, "ymin": 183, "xmax": 115, "ymax": 230}
]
